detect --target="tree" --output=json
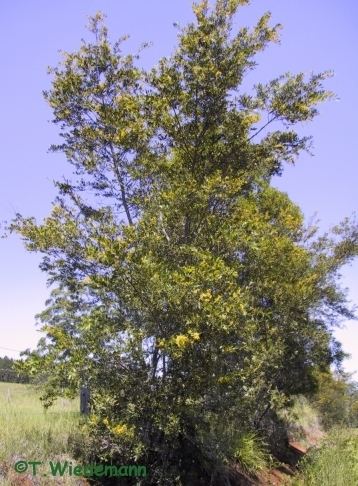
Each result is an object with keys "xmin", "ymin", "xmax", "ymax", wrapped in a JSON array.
[
  {"xmin": 312, "ymin": 371, "xmax": 358, "ymax": 428},
  {"xmin": 11, "ymin": 1, "xmax": 358, "ymax": 483},
  {"xmin": 0, "ymin": 356, "xmax": 29, "ymax": 383}
]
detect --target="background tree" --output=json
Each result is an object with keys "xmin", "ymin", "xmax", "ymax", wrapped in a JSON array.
[
  {"xmin": 0, "ymin": 356, "xmax": 29, "ymax": 383},
  {"xmin": 12, "ymin": 1, "xmax": 358, "ymax": 484},
  {"xmin": 312, "ymin": 371, "xmax": 358, "ymax": 428}
]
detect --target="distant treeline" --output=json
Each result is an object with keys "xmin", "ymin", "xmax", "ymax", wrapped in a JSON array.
[{"xmin": 0, "ymin": 356, "xmax": 29, "ymax": 383}]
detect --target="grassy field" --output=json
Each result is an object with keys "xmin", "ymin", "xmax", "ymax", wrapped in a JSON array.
[
  {"xmin": 0, "ymin": 382, "xmax": 85, "ymax": 485},
  {"xmin": 292, "ymin": 428, "xmax": 358, "ymax": 486}
]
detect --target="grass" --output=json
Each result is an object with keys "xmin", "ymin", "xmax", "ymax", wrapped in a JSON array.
[
  {"xmin": 233, "ymin": 431, "xmax": 272, "ymax": 475},
  {"xmin": 292, "ymin": 427, "xmax": 358, "ymax": 486},
  {"xmin": 0, "ymin": 382, "xmax": 84, "ymax": 485}
]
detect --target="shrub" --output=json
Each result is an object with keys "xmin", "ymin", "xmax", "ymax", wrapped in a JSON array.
[{"xmin": 278, "ymin": 395, "xmax": 323, "ymax": 447}]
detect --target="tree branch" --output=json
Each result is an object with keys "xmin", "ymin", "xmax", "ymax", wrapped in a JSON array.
[{"xmin": 248, "ymin": 114, "xmax": 278, "ymax": 142}]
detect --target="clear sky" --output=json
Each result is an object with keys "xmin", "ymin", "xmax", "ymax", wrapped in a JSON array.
[{"xmin": 0, "ymin": 1, "xmax": 357, "ymax": 375}]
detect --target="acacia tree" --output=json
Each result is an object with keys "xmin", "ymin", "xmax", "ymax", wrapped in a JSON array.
[{"xmin": 12, "ymin": 1, "xmax": 357, "ymax": 483}]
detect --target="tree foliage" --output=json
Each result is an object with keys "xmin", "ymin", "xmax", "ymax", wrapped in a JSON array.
[
  {"xmin": 0, "ymin": 356, "xmax": 29, "ymax": 383},
  {"xmin": 312, "ymin": 371, "xmax": 358, "ymax": 429},
  {"xmin": 11, "ymin": 2, "xmax": 358, "ymax": 483}
]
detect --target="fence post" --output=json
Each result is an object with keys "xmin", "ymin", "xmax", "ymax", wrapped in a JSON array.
[{"xmin": 80, "ymin": 386, "xmax": 90, "ymax": 415}]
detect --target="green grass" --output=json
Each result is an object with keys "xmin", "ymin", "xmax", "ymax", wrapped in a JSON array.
[
  {"xmin": 292, "ymin": 428, "xmax": 358, "ymax": 486},
  {"xmin": 0, "ymin": 382, "xmax": 83, "ymax": 485},
  {"xmin": 233, "ymin": 431, "xmax": 272, "ymax": 475}
]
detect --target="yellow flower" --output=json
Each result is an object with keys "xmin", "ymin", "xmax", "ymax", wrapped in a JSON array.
[
  {"xmin": 157, "ymin": 338, "xmax": 164, "ymax": 348},
  {"xmin": 199, "ymin": 290, "xmax": 212, "ymax": 302},
  {"xmin": 218, "ymin": 375, "xmax": 232, "ymax": 384},
  {"xmin": 188, "ymin": 330, "xmax": 200, "ymax": 341},
  {"xmin": 88, "ymin": 414, "xmax": 99, "ymax": 426},
  {"xmin": 174, "ymin": 334, "xmax": 190, "ymax": 348},
  {"xmin": 103, "ymin": 417, "xmax": 110, "ymax": 426},
  {"xmin": 111, "ymin": 422, "xmax": 134, "ymax": 438}
]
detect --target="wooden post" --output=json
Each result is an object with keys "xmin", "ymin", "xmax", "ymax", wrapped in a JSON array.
[{"xmin": 80, "ymin": 386, "xmax": 90, "ymax": 415}]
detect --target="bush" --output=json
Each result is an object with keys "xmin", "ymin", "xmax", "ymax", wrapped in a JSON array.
[{"xmin": 278, "ymin": 395, "xmax": 323, "ymax": 447}]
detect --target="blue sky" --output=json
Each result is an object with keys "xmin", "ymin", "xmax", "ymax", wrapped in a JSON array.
[{"xmin": 0, "ymin": 1, "xmax": 357, "ymax": 375}]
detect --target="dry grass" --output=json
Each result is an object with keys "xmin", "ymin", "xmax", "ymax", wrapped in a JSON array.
[{"xmin": 0, "ymin": 382, "xmax": 87, "ymax": 485}]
